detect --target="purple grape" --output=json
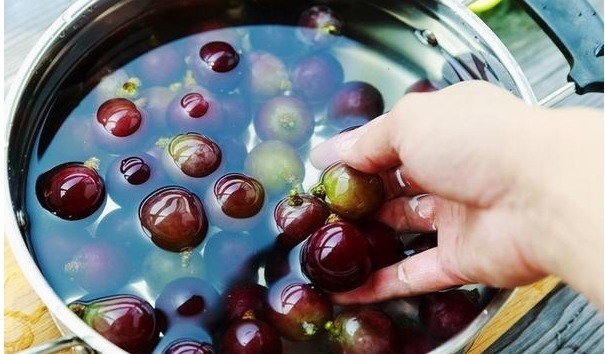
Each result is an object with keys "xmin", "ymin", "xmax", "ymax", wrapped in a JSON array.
[
  {"xmin": 105, "ymin": 153, "xmax": 167, "ymax": 207},
  {"xmin": 166, "ymin": 88, "xmax": 224, "ymax": 134},
  {"xmin": 220, "ymin": 318, "xmax": 283, "ymax": 354},
  {"xmin": 418, "ymin": 289, "xmax": 482, "ymax": 340},
  {"xmin": 274, "ymin": 192, "xmax": 331, "ymax": 249},
  {"xmin": 297, "ymin": 5, "xmax": 344, "ymax": 47},
  {"xmin": 68, "ymin": 294, "xmax": 158, "ymax": 353},
  {"xmin": 327, "ymin": 81, "xmax": 384, "ymax": 129},
  {"xmin": 301, "ymin": 221, "xmax": 372, "ymax": 293},
  {"xmin": 220, "ymin": 93, "xmax": 253, "ymax": 135},
  {"xmin": 266, "ymin": 278, "xmax": 333, "ymax": 341},
  {"xmin": 139, "ymin": 186, "xmax": 208, "ymax": 252},
  {"xmin": 163, "ymin": 339, "xmax": 215, "ymax": 354},
  {"xmin": 291, "ymin": 52, "xmax": 344, "ymax": 103},
  {"xmin": 155, "ymin": 277, "xmax": 222, "ymax": 332},
  {"xmin": 136, "ymin": 45, "xmax": 186, "ymax": 86},
  {"xmin": 36, "ymin": 162, "xmax": 105, "ymax": 220},
  {"xmin": 224, "ymin": 283, "xmax": 268, "ymax": 322},
  {"xmin": 326, "ymin": 307, "xmax": 399, "ymax": 354},
  {"xmin": 254, "ymin": 96, "xmax": 315, "ymax": 147},
  {"xmin": 398, "ymin": 327, "xmax": 435, "ymax": 354},
  {"xmin": 358, "ymin": 221, "xmax": 405, "ymax": 271},
  {"xmin": 190, "ymin": 41, "xmax": 245, "ymax": 93}
]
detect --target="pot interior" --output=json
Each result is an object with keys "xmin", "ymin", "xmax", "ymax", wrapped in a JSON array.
[{"xmin": 6, "ymin": 0, "xmax": 520, "ymax": 352}]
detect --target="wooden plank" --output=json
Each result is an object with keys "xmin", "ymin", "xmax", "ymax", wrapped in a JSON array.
[{"xmin": 466, "ymin": 276, "xmax": 561, "ymax": 353}]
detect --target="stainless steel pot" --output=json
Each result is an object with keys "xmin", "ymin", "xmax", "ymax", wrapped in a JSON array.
[{"xmin": 4, "ymin": 0, "xmax": 603, "ymax": 353}]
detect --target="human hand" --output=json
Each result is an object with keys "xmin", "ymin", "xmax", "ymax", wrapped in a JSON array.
[{"xmin": 310, "ymin": 81, "xmax": 603, "ymax": 309}]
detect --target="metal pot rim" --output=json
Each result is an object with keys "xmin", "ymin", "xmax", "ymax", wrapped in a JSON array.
[{"xmin": 3, "ymin": 0, "xmax": 537, "ymax": 353}]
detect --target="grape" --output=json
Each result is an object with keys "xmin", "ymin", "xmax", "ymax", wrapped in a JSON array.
[
  {"xmin": 36, "ymin": 162, "xmax": 105, "ymax": 220},
  {"xmin": 64, "ymin": 240, "xmax": 132, "ymax": 294},
  {"xmin": 301, "ymin": 221, "xmax": 372, "ymax": 292},
  {"xmin": 155, "ymin": 277, "xmax": 222, "ymax": 332},
  {"xmin": 418, "ymin": 289, "xmax": 482, "ymax": 340},
  {"xmin": 244, "ymin": 140, "xmax": 305, "ymax": 196},
  {"xmin": 190, "ymin": 41, "xmax": 245, "ymax": 93},
  {"xmin": 136, "ymin": 45, "xmax": 186, "ymax": 87},
  {"xmin": 254, "ymin": 96, "xmax": 315, "ymax": 147},
  {"xmin": 142, "ymin": 248, "xmax": 205, "ymax": 298},
  {"xmin": 105, "ymin": 153, "xmax": 167, "ymax": 207},
  {"xmin": 247, "ymin": 51, "xmax": 291, "ymax": 98},
  {"xmin": 405, "ymin": 79, "xmax": 440, "ymax": 93},
  {"xmin": 166, "ymin": 88, "xmax": 224, "ymax": 135},
  {"xmin": 96, "ymin": 98, "xmax": 143, "ymax": 137},
  {"xmin": 68, "ymin": 294, "xmax": 158, "ymax": 353},
  {"xmin": 358, "ymin": 221, "xmax": 405, "ymax": 271},
  {"xmin": 266, "ymin": 278, "xmax": 333, "ymax": 341},
  {"xmin": 403, "ymin": 233, "xmax": 438, "ymax": 258},
  {"xmin": 291, "ymin": 52, "xmax": 344, "ymax": 103},
  {"xmin": 326, "ymin": 307, "xmax": 399, "ymax": 354},
  {"xmin": 297, "ymin": 5, "xmax": 344, "ymax": 47},
  {"xmin": 274, "ymin": 192, "xmax": 331, "ymax": 249},
  {"xmin": 327, "ymin": 81, "xmax": 384, "ymax": 129},
  {"xmin": 224, "ymin": 283, "xmax": 268, "ymax": 322},
  {"xmin": 166, "ymin": 133, "xmax": 222, "ymax": 178},
  {"xmin": 313, "ymin": 162, "xmax": 385, "ymax": 219},
  {"xmin": 139, "ymin": 186, "xmax": 208, "ymax": 252},
  {"xmin": 220, "ymin": 318, "xmax": 283, "ymax": 354}
]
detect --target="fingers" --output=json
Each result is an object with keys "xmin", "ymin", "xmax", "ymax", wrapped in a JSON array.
[
  {"xmin": 310, "ymin": 112, "xmax": 401, "ymax": 173},
  {"xmin": 331, "ymin": 248, "xmax": 470, "ymax": 304},
  {"xmin": 373, "ymin": 194, "xmax": 437, "ymax": 233}
]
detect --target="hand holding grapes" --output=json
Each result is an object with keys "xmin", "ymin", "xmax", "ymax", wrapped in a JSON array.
[{"xmin": 311, "ymin": 80, "xmax": 603, "ymax": 310}]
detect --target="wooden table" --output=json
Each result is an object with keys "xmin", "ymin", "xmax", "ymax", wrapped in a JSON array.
[{"xmin": 5, "ymin": 0, "xmax": 603, "ymax": 353}]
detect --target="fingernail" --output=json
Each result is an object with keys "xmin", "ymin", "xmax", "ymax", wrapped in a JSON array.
[
  {"xmin": 397, "ymin": 260, "xmax": 410, "ymax": 284},
  {"xmin": 310, "ymin": 131, "xmax": 359, "ymax": 169},
  {"xmin": 409, "ymin": 194, "xmax": 435, "ymax": 220}
]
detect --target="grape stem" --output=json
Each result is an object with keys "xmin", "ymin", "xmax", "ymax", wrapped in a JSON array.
[
  {"xmin": 287, "ymin": 189, "xmax": 304, "ymax": 206},
  {"xmin": 67, "ymin": 302, "xmax": 87, "ymax": 319}
]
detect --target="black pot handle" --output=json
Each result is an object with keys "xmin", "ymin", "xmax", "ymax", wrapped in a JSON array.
[{"xmin": 517, "ymin": 0, "xmax": 604, "ymax": 94}]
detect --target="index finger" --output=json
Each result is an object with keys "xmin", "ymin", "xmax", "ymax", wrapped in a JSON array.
[{"xmin": 310, "ymin": 112, "xmax": 401, "ymax": 173}]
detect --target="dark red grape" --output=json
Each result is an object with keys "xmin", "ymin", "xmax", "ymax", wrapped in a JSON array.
[
  {"xmin": 167, "ymin": 133, "xmax": 222, "ymax": 178},
  {"xmin": 291, "ymin": 52, "xmax": 344, "ymax": 103},
  {"xmin": 97, "ymin": 98, "xmax": 143, "ymax": 137},
  {"xmin": 326, "ymin": 307, "xmax": 399, "ymax": 354},
  {"xmin": 36, "ymin": 162, "xmax": 105, "ymax": 220},
  {"xmin": 68, "ymin": 294, "xmax": 158, "ymax": 354},
  {"xmin": 155, "ymin": 277, "xmax": 221, "ymax": 331},
  {"xmin": 398, "ymin": 327, "xmax": 435, "ymax": 354},
  {"xmin": 224, "ymin": 283, "xmax": 268, "ymax": 322},
  {"xmin": 200, "ymin": 41, "xmax": 239, "ymax": 73},
  {"xmin": 166, "ymin": 88, "xmax": 224, "ymax": 134},
  {"xmin": 405, "ymin": 79, "xmax": 440, "ymax": 94},
  {"xmin": 64, "ymin": 240, "xmax": 132, "ymax": 294},
  {"xmin": 327, "ymin": 81, "xmax": 384, "ymax": 129},
  {"xmin": 358, "ymin": 221, "xmax": 406, "ymax": 271},
  {"xmin": 301, "ymin": 221, "xmax": 372, "ymax": 292},
  {"xmin": 105, "ymin": 153, "xmax": 167, "ymax": 207},
  {"xmin": 266, "ymin": 278, "xmax": 333, "ymax": 341},
  {"xmin": 244, "ymin": 140, "xmax": 305, "ymax": 196},
  {"xmin": 139, "ymin": 186, "xmax": 208, "ymax": 252},
  {"xmin": 254, "ymin": 96, "xmax": 315, "ymax": 147},
  {"xmin": 136, "ymin": 45, "xmax": 186, "ymax": 86},
  {"xmin": 274, "ymin": 192, "xmax": 331, "ymax": 249},
  {"xmin": 418, "ymin": 289, "xmax": 482, "ymax": 340},
  {"xmin": 213, "ymin": 173, "xmax": 265, "ymax": 218},
  {"xmin": 221, "ymin": 318, "xmax": 283, "ymax": 354},
  {"xmin": 403, "ymin": 233, "xmax": 438, "ymax": 258},
  {"xmin": 297, "ymin": 5, "xmax": 344, "ymax": 46},
  {"xmin": 247, "ymin": 51, "xmax": 291, "ymax": 98},
  {"xmin": 201, "ymin": 231, "xmax": 261, "ymax": 292},
  {"xmin": 163, "ymin": 339, "xmax": 215, "ymax": 354},
  {"xmin": 191, "ymin": 41, "xmax": 245, "ymax": 92},
  {"xmin": 313, "ymin": 162, "xmax": 385, "ymax": 220}
]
